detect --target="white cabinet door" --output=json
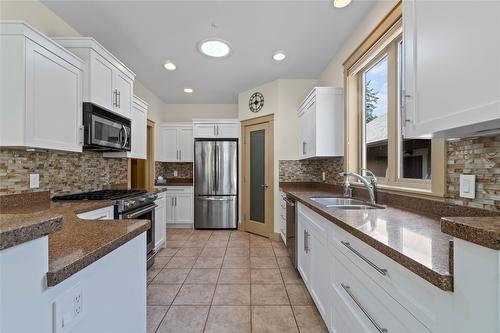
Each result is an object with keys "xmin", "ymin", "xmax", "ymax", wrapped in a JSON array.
[
  {"xmin": 0, "ymin": 23, "xmax": 83, "ymax": 152},
  {"xmin": 113, "ymin": 71, "xmax": 133, "ymax": 119},
  {"xmin": 178, "ymin": 127, "xmax": 193, "ymax": 162},
  {"xmin": 216, "ymin": 123, "xmax": 239, "ymax": 138},
  {"xmin": 89, "ymin": 51, "xmax": 114, "ymax": 112},
  {"xmin": 165, "ymin": 194, "xmax": 175, "ymax": 224},
  {"xmin": 297, "ymin": 213, "xmax": 312, "ymax": 287},
  {"xmin": 131, "ymin": 102, "xmax": 147, "ymax": 159},
  {"xmin": 309, "ymin": 228, "xmax": 329, "ymax": 322},
  {"xmin": 160, "ymin": 127, "xmax": 179, "ymax": 162},
  {"xmin": 155, "ymin": 195, "xmax": 167, "ymax": 250},
  {"xmin": 25, "ymin": 40, "xmax": 82, "ymax": 152},
  {"xmin": 175, "ymin": 194, "xmax": 193, "ymax": 224},
  {"xmin": 403, "ymin": 0, "xmax": 500, "ymax": 138},
  {"xmin": 194, "ymin": 123, "xmax": 217, "ymax": 138}
]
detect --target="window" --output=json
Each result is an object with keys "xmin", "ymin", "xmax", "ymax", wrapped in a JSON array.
[{"xmin": 343, "ymin": 2, "xmax": 446, "ymax": 195}]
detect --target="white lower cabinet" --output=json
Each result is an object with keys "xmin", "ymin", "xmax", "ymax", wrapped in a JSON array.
[
  {"xmin": 157, "ymin": 186, "xmax": 193, "ymax": 228},
  {"xmin": 155, "ymin": 192, "xmax": 167, "ymax": 250},
  {"xmin": 297, "ymin": 203, "xmax": 449, "ymax": 333},
  {"xmin": 76, "ymin": 206, "xmax": 114, "ymax": 220}
]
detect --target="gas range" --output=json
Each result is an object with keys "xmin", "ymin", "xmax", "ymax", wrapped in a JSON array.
[
  {"xmin": 53, "ymin": 189, "xmax": 159, "ymax": 268},
  {"xmin": 52, "ymin": 189, "xmax": 158, "ymax": 213}
]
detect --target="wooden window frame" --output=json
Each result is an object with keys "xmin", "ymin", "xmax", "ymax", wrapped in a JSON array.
[{"xmin": 343, "ymin": 1, "xmax": 446, "ymax": 197}]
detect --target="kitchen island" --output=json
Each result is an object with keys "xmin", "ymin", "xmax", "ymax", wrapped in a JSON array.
[{"xmin": 0, "ymin": 191, "xmax": 150, "ymax": 333}]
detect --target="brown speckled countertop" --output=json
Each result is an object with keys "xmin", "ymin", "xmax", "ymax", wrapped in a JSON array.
[
  {"xmin": 281, "ymin": 183, "xmax": 454, "ymax": 291},
  {"xmin": 0, "ymin": 192, "xmax": 150, "ymax": 286},
  {"xmin": 441, "ymin": 216, "xmax": 500, "ymax": 250},
  {"xmin": 155, "ymin": 178, "xmax": 193, "ymax": 187}
]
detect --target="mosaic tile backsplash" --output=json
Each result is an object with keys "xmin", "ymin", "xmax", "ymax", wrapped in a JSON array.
[
  {"xmin": 155, "ymin": 162, "xmax": 193, "ymax": 180},
  {"xmin": 446, "ymin": 135, "xmax": 499, "ymax": 211},
  {"xmin": 0, "ymin": 149, "xmax": 127, "ymax": 197},
  {"xmin": 280, "ymin": 135, "xmax": 499, "ymax": 211},
  {"xmin": 279, "ymin": 158, "xmax": 344, "ymax": 185}
]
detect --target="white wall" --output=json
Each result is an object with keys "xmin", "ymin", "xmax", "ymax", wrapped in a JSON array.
[
  {"xmin": 318, "ymin": 0, "xmax": 399, "ymax": 87},
  {"xmin": 238, "ymin": 79, "xmax": 317, "ymax": 233},
  {"xmin": 162, "ymin": 104, "xmax": 238, "ymax": 122}
]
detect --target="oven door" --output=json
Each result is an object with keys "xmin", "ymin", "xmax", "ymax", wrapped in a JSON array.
[{"xmin": 121, "ymin": 203, "xmax": 157, "ymax": 268}]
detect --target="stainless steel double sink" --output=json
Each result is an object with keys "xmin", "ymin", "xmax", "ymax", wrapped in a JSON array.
[{"xmin": 310, "ymin": 197, "xmax": 379, "ymax": 210}]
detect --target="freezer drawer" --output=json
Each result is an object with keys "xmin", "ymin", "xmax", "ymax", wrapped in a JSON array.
[{"xmin": 195, "ymin": 196, "xmax": 237, "ymax": 229}]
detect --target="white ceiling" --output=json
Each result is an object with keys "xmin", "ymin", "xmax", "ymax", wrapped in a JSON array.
[{"xmin": 42, "ymin": 0, "xmax": 375, "ymax": 104}]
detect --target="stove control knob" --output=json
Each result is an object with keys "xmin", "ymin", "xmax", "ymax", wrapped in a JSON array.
[
  {"xmin": 139, "ymin": 197, "xmax": 146, "ymax": 202},
  {"xmin": 148, "ymin": 194, "xmax": 158, "ymax": 201},
  {"xmin": 125, "ymin": 200, "xmax": 135, "ymax": 208}
]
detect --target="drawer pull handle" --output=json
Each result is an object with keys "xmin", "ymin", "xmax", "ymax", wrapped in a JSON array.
[
  {"xmin": 341, "ymin": 283, "xmax": 388, "ymax": 333},
  {"xmin": 341, "ymin": 241, "xmax": 387, "ymax": 276}
]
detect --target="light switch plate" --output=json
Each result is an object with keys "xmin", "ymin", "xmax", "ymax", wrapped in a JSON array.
[
  {"xmin": 29, "ymin": 173, "xmax": 39, "ymax": 188},
  {"xmin": 459, "ymin": 174, "xmax": 476, "ymax": 199}
]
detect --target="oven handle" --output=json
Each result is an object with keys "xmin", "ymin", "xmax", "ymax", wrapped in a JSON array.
[{"xmin": 124, "ymin": 204, "xmax": 157, "ymax": 219}]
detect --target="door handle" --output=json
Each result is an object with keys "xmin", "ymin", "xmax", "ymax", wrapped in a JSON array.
[
  {"xmin": 302, "ymin": 141, "xmax": 306, "ymax": 155},
  {"xmin": 216, "ymin": 125, "xmax": 219, "ymax": 136},
  {"xmin": 113, "ymin": 89, "xmax": 117, "ymax": 107},
  {"xmin": 171, "ymin": 197, "xmax": 174, "ymax": 206},
  {"xmin": 341, "ymin": 284, "xmax": 388, "ymax": 333},
  {"xmin": 213, "ymin": 125, "xmax": 216, "ymax": 137},
  {"xmin": 260, "ymin": 184, "xmax": 269, "ymax": 189},
  {"xmin": 214, "ymin": 144, "xmax": 219, "ymax": 192},
  {"xmin": 121, "ymin": 125, "xmax": 128, "ymax": 148},
  {"xmin": 179, "ymin": 150, "xmax": 182, "ymax": 161},
  {"xmin": 117, "ymin": 90, "xmax": 121, "ymax": 108}
]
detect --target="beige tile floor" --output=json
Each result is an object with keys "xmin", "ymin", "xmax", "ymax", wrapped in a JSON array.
[{"xmin": 147, "ymin": 228, "xmax": 328, "ymax": 333}]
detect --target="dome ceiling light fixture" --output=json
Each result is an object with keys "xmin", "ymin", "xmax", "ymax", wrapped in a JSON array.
[
  {"xmin": 333, "ymin": 0, "xmax": 352, "ymax": 8},
  {"xmin": 198, "ymin": 38, "xmax": 231, "ymax": 58},
  {"xmin": 273, "ymin": 51, "xmax": 286, "ymax": 61},
  {"xmin": 184, "ymin": 88, "xmax": 194, "ymax": 94},
  {"xmin": 163, "ymin": 61, "xmax": 176, "ymax": 71}
]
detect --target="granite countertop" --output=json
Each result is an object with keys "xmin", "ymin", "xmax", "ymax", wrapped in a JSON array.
[
  {"xmin": 441, "ymin": 216, "xmax": 500, "ymax": 250},
  {"xmin": 281, "ymin": 184, "xmax": 454, "ymax": 291},
  {"xmin": 0, "ymin": 192, "xmax": 150, "ymax": 286},
  {"xmin": 155, "ymin": 178, "xmax": 193, "ymax": 187}
]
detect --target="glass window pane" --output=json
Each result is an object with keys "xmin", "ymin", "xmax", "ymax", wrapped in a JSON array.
[
  {"xmin": 401, "ymin": 139, "xmax": 432, "ymax": 179},
  {"xmin": 363, "ymin": 55, "xmax": 388, "ymax": 178},
  {"xmin": 250, "ymin": 129, "xmax": 265, "ymax": 223}
]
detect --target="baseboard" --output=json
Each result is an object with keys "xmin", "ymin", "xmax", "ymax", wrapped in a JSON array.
[{"xmin": 167, "ymin": 223, "xmax": 194, "ymax": 229}]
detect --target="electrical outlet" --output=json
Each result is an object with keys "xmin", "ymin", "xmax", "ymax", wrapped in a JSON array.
[
  {"xmin": 29, "ymin": 173, "xmax": 39, "ymax": 188},
  {"xmin": 53, "ymin": 284, "xmax": 85, "ymax": 333},
  {"xmin": 459, "ymin": 174, "xmax": 476, "ymax": 199},
  {"xmin": 322, "ymin": 172, "xmax": 326, "ymax": 181},
  {"xmin": 173, "ymin": 170, "xmax": 178, "ymax": 177}
]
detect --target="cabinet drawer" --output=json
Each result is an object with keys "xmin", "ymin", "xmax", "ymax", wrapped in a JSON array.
[
  {"xmin": 330, "ymin": 245, "xmax": 430, "ymax": 333},
  {"xmin": 77, "ymin": 206, "xmax": 114, "ymax": 220},
  {"xmin": 329, "ymin": 222, "xmax": 452, "ymax": 331}
]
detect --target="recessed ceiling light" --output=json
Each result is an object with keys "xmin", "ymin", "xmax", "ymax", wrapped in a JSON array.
[
  {"xmin": 198, "ymin": 38, "xmax": 231, "ymax": 58},
  {"xmin": 163, "ymin": 61, "xmax": 176, "ymax": 71},
  {"xmin": 273, "ymin": 51, "xmax": 286, "ymax": 61},
  {"xmin": 184, "ymin": 88, "xmax": 193, "ymax": 94},
  {"xmin": 333, "ymin": 0, "xmax": 351, "ymax": 8}
]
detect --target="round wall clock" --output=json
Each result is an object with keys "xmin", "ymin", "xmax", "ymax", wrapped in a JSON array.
[{"xmin": 249, "ymin": 92, "xmax": 264, "ymax": 113}]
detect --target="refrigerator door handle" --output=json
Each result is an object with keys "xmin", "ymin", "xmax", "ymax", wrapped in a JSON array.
[
  {"xmin": 198, "ymin": 197, "xmax": 234, "ymax": 201},
  {"xmin": 215, "ymin": 143, "xmax": 219, "ymax": 193}
]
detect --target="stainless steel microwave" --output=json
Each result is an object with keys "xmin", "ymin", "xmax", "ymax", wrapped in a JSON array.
[{"xmin": 83, "ymin": 103, "xmax": 131, "ymax": 151}]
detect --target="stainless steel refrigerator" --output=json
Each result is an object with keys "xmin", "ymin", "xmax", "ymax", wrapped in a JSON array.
[{"xmin": 194, "ymin": 140, "xmax": 238, "ymax": 229}]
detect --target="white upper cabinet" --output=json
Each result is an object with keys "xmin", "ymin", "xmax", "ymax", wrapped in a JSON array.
[
  {"xmin": 193, "ymin": 119, "xmax": 240, "ymax": 139},
  {"xmin": 0, "ymin": 22, "xmax": 83, "ymax": 152},
  {"xmin": 104, "ymin": 95, "xmax": 148, "ymax": 159},
  {"xmin": 403, "ymin": 0, "xmax": 500, "ymax": 138},
  {"xmin": 158, "ymin": 123, "xmax": 193, "ymax": 162},
  {"xmin": 52, "ymin": 37, "xmax": 135, "ymax": 120},
  {"xmin": 297, "ymin": 87, "xmax": 343, "ymax": 160}
]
